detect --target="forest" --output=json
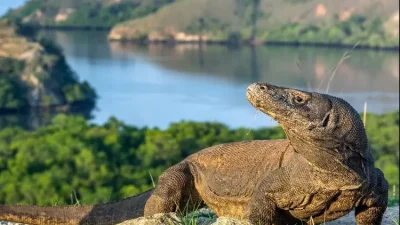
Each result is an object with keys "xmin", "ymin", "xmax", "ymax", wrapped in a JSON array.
[{"xmin": 0, "ymin": 111, "xmax": 398, "ymax": 206}]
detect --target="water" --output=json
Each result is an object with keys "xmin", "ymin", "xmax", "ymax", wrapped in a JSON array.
[{"xmin": 13, "ymin": 30, "xmax": 400, "ymax": 129}]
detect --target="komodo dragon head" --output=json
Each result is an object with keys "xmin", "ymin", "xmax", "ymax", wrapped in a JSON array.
[{"xmin": 246, "ymin": 82, "xmax": 370, "ymax": 161}]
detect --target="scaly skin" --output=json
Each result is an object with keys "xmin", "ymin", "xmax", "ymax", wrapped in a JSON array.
[
  {"xmin": 145, "ymin": 82, "xmax": 388, "ymax": 225},
  {"xmin": 1, "ymin": 82, "xmax": 388, "ymax": 225},
  {"xmin": 0, "ymin": 189, "xmax": 154, "ymax": 225}
]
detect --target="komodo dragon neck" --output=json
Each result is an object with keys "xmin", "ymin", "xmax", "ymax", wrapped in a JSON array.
[
  {"xmin": 247, "ymin": 83, "xmax": 373, "ymax": 184},
  {"xmin": 0, "ymin": 189, "xmax": 153, "ymax": 225}
]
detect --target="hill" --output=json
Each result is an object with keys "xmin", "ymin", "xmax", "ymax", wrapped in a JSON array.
[
  {"xmin": 108, "ymin": 0, "xmax": 399, "ymax": 48},
  {"xmin": 5, "ymin": 0, "xmax": 399, "ymax": 48},
  {"xmin": 0, "ymin": 20, "xmax": 96, "ymax": 112},
  {"xmin": 3, "ymin": 0, "xmax": 175, "ymax": 28}
]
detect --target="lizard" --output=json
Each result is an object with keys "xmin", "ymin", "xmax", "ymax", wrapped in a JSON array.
[{"xmin": 0, "ymin": 82, "xmax": 388, "ymax": 225}]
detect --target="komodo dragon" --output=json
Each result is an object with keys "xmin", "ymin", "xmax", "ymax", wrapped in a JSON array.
[{"xmin": 0, "ymin": 82, "xmax": 388, "ymax": 225}]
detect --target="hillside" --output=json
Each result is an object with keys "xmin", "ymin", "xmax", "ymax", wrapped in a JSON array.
[
  {"xmin": 4, "ymin": 0, "xmax": 175, "ymax": 28},
  {"xmin": 0, "ymin": 20, "xmax": 96, "ymax": 112},
  {"xmin": 5, "ymin": 0, "xmax": 399, "ymax": 48},
  {"xmin": 108, "ymin": 0, "xmax": 399, "ymax": 48}
]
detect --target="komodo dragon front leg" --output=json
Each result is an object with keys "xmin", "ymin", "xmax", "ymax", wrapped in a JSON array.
[
  {"xmin": 144, "ymin": 162, "xmax": 204, "ymax": 216},
  {"xmin": 246, "ymin": 166, "xmax": 389, "ymax": 225},
  {"xmin": 355, "ymin": 168, "xmax": 388, "ymax": 225},
  {"xmin": 246, "ymin": 166, "xmax": 312, "ymax": 225}
]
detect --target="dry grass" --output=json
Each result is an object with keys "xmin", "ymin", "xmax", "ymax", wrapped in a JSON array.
[
  {"xmin": 0, "ymin": 20, "xmax": 32, "ymax": 58},
  {"xmin": 324, "ymin": 41, "xmax": 360, "ymax": 94},
  {"xmin": 363, "ymin": 101, "xmax": 367, "ymax": 127}
]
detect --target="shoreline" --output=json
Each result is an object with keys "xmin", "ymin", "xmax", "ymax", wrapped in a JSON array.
[
  {"xmin": 26, "ymin": 25, "xmax": 112, "ymax": 31},
  {"xmin": 0, "ymin": 99, "xmax": 96, "ymax": 115},
  {"xmin": 29, "ymin": 27, "xmax": 399, "ymax": 51},
  {"xmin": 109, "ymin": 38, "xmax": 400, "ymax": 51}
]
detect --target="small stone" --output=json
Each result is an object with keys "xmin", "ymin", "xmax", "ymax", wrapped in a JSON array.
[
  {"xmin": 212, "ymin": 217, "xmax": 252, "ymax": 225},
  {"xmin": 117, "ymin": 213, "xmax": 181, "ymax": 225}
]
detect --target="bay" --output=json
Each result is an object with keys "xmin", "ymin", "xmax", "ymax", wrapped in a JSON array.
[{"xmin": 24, "ymin": 30, "xmax": 400, "ymax": 129}]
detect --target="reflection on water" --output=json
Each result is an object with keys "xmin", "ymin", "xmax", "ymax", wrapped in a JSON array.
[
  {"xmin": 109, "ymin": 43, "xmax": 399, "ymax": 93},
  {"xmin": 15, "ymin": 30, "xmax": 398, "ymax": 129},
  {"xmin": 0, "ymin": 102, "xmax": 95, "ymax": 130}
]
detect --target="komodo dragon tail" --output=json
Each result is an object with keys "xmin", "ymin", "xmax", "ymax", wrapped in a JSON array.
[{"xmin": 0, "ymin": 189, "xmax": 154, "ymax": 225}]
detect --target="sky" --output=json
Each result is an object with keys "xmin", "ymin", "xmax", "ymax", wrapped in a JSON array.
[{"xmin": 0, "ymin": 0, "xmax": 27, "ymax": 16}]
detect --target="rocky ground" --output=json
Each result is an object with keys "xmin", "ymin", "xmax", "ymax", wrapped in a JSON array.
[
  {"xmin": 1, "ymin": 206, "xmax": 398, "ymax": 225},
  {"xmin": 118, "ymin": 206, "xmax": 399, "ymax": 225}
]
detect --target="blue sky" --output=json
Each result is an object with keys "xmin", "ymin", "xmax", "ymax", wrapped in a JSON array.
[{"xmin": 0, "ymin": 0, "xmax": 27, "ymax": 16}]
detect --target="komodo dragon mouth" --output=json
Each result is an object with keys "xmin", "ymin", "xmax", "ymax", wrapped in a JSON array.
[{"xmin": 246, "ymin": 82, "xmax": 330, "ymax": 126}]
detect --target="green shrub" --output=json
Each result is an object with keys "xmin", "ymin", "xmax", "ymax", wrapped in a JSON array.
[{"xmin": 0, "ymin": 112, "xmax": 397, "ymax": 206}]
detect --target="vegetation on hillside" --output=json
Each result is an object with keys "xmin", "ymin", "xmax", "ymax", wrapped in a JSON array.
[
  {"xmin": 0, "ymin": 58, "xmax": 28, "ymax": 110},
  {"xmin": 260, "ymin": 15, "xmax": 399, "ymax": 48},
  {"xmin": 0, "ymin": 112, "xmax": 397, "ymax": 206},
  {"xmin": 4, "ymin": 0, "xmax": 176, "ymax": 28},
  {"xmin": 108, "ymin": 0, "xmax": 399, "ymax": 48},
  {"xmin": 4, "ymin": 0, "xmax": 398, "ymax": 48},
  {"xmin": 0, "ymin": 20, "xmax": 96, "ymax": 112}
]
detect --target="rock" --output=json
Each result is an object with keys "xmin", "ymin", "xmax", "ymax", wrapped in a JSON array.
[
  {"xmin": 116, "ymin": 206, "xmax": 399, "ymax": 225},
  {"xmin": 117, "ymin": 213, "xmax": 181, "ymax": 225},
  {"xmin": 212, "ymin": 217, "xmax": 251, "ymax": 225},
  {"xmin": 325, "ymin": 206, "xmax": 399, "ymax": 225},
  {"xmin": 117, "ymin": 208, "xmax": 217, "ymax": 225},
  {"xmin": 1, "ymin": 206, "xmax": 398, "ymax": 224}
]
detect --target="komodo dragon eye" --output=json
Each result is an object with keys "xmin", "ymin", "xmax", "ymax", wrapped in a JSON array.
[{"xmin": 293, "ymin": 96, "xmax": 304, "ymax": 104}]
